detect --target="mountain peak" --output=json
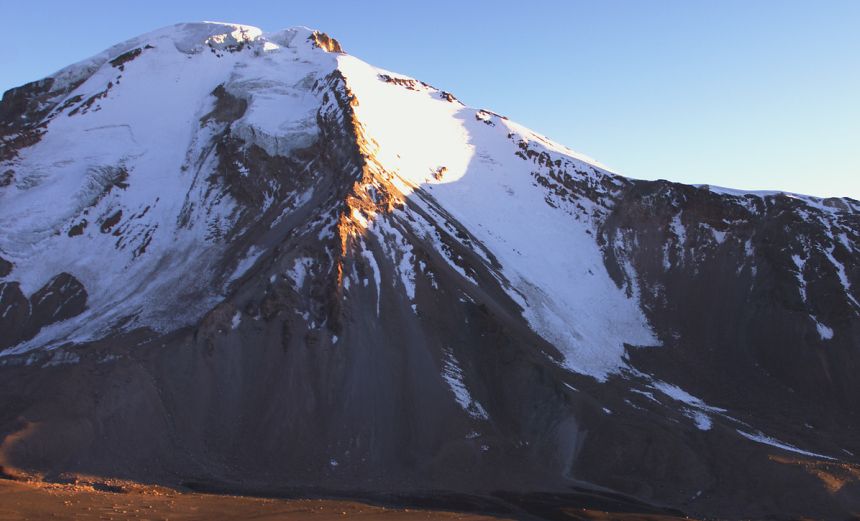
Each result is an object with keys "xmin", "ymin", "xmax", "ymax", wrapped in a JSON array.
[
  {"xmin": 132, "ymin": 22, "xmax": 344, "ymax": 55},
  {"xmin": 1, "ymin": 22, "xmax": 859, "ymax": 521}
]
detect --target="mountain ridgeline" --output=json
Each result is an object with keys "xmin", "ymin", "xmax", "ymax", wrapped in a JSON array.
[{"xmin": 0, "ymin": 22, "xmax": 859, "ymax": 520}]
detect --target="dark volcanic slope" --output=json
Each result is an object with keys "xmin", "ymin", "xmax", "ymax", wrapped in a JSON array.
[{"xmin": 1, "ymin": 22, "xmax": 859, "ymax": 521}]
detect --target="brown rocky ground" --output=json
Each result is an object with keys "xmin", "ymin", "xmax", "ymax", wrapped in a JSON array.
[
  {"xmin": 0, "ymin": 478, "xmax": 504, "ymax": 521},
  {"xmin": 0, "ymin": 474, "xmax": 695, "ymax": 521}
]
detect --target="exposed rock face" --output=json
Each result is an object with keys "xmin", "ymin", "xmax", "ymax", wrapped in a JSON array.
[
  {"xmin": 309, "ymin": 31, "xmax": 344, "ymax": 53},
  {"xmin": 0, "ymin": 22, "xmax": 858, "ymax": 521},
  {"xmin": 602, "ymin": 182, "xmax": 860, "ymax": 411},
  {"xmin": 0, "ymin": 273, "xmax": 87, "ymax": 351}
]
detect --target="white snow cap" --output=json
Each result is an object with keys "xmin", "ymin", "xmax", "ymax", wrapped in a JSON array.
[
  {"xmin": 0, "ymin": 21, "xmax": 342, "ymax": 354},
  {"xmin": 46, "ymin": 22, "xmax": 328, "ymax": 92}
]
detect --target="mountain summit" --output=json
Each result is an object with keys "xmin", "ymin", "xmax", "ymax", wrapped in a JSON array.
[{"xmin": 1, "ymin": 22, "xmax": 859, "ymax": 520}]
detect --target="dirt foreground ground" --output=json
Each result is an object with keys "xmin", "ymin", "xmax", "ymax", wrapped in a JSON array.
[
  {"xmin": 0, "ymin": 476, "xmax": 697, "ymax": 521},
  {"xmin": 0, "ymin": 479, "xmax": 510, "ymax": 521}
]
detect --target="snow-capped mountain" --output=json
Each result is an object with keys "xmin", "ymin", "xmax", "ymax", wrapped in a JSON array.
[{"xmin": 1, "ymin": 22, "xmax": 859, "ymax": 520}]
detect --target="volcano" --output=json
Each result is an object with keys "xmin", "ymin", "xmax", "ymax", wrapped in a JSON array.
[{"xmin": 1, "ymin": 22, "xmax": 859, "ymax": 520}]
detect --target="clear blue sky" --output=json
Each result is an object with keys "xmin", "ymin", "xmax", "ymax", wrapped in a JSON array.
[{"xmin": 2, "ymin": 0, "xmax": 858, "ymax": 198}]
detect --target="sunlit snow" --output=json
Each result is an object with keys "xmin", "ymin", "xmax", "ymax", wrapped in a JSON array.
[{"xmin": 338, "ymin": 55, "xmax": 659, "ymax": 381}]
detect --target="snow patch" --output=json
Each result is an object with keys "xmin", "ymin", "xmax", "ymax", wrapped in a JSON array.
[
  {"xmin": 441, "ymin": 348, "xmax": 489, "ymax": 420},
  {"xmin": 652, "ymin": 381, "xmax": 726, "ymax": 412},
  {"xmin": 229, "ymin": 246, "xmax": 264, "ymax": 283},
  {"xmin": 373, "ymin": 219, "xmax": 417, "ymax": 301},
  {"xmin": 43, "ymin": 350, "xmax": 81, "ymax": 367},
  {"xmin": 359, "ymin": 242, "xmax": 382, "ymax": 316},
  {"xmin": 670, "ymin": 214, "xmax": 686, "ymax": 252},
  {"xmin": 286, "ymin": 257, "xmax": 314, "ymax": 289},
  {"xmin": 685, "ymin": 409, "xmax": 712, "ymax": 430},
  {"xmin": 791, "ymin": 254, "xmax": 807, "ymax": 302},
  {"xmin": 652, "ymin": 381, "xmax": 725, "ymax": 431},
  {"xmin": 737, "ymin": 430, "xmax": 834, "ymax": 460},
  {"xmin": 824, "ymin": 246, "xmax": 860, "ymax": 310},
  {"xmin": 812, "ymin": 317, "xmax": 834, "ymax": 340}
]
